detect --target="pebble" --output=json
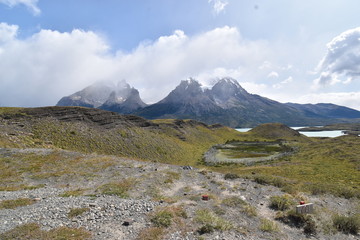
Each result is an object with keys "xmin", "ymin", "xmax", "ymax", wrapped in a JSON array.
[{"xmin": 0, "ymin": 187, "xmax": 160, "ymax": 240}]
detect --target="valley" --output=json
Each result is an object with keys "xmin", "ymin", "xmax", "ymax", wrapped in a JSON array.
[{"xmin": 0, "ymin": 106, "xmax": 359, "ymax": 239}]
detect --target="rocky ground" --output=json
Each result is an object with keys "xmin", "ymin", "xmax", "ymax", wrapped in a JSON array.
[{"xmin": 0, "ymin": 148, "xmax": 359, "ymax": 240}]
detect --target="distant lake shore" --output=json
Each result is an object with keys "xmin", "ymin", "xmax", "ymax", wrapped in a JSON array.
[{"xmin": 236, "ymin": 126, "xmax": 346, "ymax": 138}]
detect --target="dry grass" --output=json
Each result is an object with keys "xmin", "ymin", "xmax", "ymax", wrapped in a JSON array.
[
  {"xmin": 0, "ymin": 223, "xmax": 92, "ymax": 240},
  {"xmin": 0, "ymin": 198, "xmax": 35, "ymax": 209}
]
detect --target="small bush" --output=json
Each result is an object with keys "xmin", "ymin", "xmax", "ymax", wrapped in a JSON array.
[
  {"xmin": 68, "ymin": 207, "xmax": 90, "ymax": 218},
  {"xmin": 151, "ymin": 210, "xmax": 173, "ymax": 228},
  {"xmin": 276, "ymin": 210, "xmax": 317, "ymax": 235},
  {"xmin": 242, "ymin": 204, "xmax": 257, "ymax": 217},
  {"xmin": 198, "ymin": 224, "xmax": 215, "ymax": 234},
  {"xmin": 60, "ymin": 189, "xmax": 85, "ymax": 197},
  {"xmin": 0, "ymin": 198, "xmax": 35, "ymax": 209},
  {"xmin": 254, "ymin": 175, "xmax": 286, "ymax": 188},
  {"xmin": 303, "ymin": 217, "xmax": 317, "ymax": 236},
  {"xmin": 269, "ymin": 195, "xmax": 294, "ymax": 211},
  {"xmin": 224, "ymin": 173, "xmax": 239, "ymax": 180},
  {"xmin": 195, "ymin": 209, "xmax": 232, "ymax": 231},
  {"xmin": 0, "ymin": 223, "xmax": 91, "ymax": 240},
  {"xmin": 136, "ymin": 227, "xmax": 164, "ymax": 240},
  {"xmin": 222, "ymin": 196, "xmax": 246, "ymax": 207},
  {"xmin": 97, "ymin": 179, "xmax": 134, "ymax": 198},
  {"xmin": 333, "ymin": 214, "xmax": 360, "ymax": 234},
  {"xmin": 259, "ymin": 218, "xmax": 279, "ymax": 232}
]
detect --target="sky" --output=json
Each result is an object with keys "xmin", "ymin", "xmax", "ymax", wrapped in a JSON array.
[{"xmin": 1, "ymin": 0, "xmax": 360, "ymax": 110}]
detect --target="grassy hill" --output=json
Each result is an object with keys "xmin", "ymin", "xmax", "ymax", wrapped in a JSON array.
[
  {"xmin": 0, "ymin": 106, "xmax": 241, "ymax": 166},
  {"xmin": 1, "ymin": 107, "xmax": 359, "ymax": 198},
  {"xmin": 0, "ymin": 107, "xmax": 359, "ymax": 239}
]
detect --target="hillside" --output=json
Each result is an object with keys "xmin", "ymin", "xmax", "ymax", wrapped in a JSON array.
[
  {"xmin": 0, "ymin": 106, "xmax": 240, "ymax": 165},
  {"xmin": 0, "ymin": 107, "xmax": 359, "ymax": 240}
]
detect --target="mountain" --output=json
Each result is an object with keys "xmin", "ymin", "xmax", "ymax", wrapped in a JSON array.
[
  {"xmin": 56, "ymin": 77, "xmax": 360, "ymax": 128},
  {"xmin": 136, "ymin": 78, "xmax": 313, "ymax": 127},
  {"xmin": 56, "ymin": 80, "xmax": 147, "ymax": 114},
  {"xmin": 135, "ymin": 78, "xmax": 225, "ymax": 121},
  {"xmin": 285, "ymin": 103, "xmax": 360, "ymax": 119}
]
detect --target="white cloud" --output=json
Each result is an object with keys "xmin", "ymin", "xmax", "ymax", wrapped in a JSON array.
[
  {"xmin": 267, "ymin": 71, "xmax": 279, "ymax": 78},
  {"xmin": 297, "ymin": 92, "xmax": 360, "ymax": 111},
  {"xmin": 0, "ymin": 22, "xmax": 18, "ymax": 43},
  {"xmin": 0, "ymin": 23, "xmax": 275, "ymax": 107},
  {"xmin": 272, "ymin": 76, "xmax": 293, "ymax": 89},
  {"xmin": 0, "ymin": 0, "xmax": 40, "ymax": 15},
  {"xmin": 208, "ymin": 0, "xmax": 228, "ymax": 15},
  {"xmin": 314, "ymin": 27, "xmax": 360, "ymax": 88}
]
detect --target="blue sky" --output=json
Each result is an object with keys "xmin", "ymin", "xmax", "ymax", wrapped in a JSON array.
[{"xmin": 1, "ymin": 0, "xmax": 360, "ymax": 110}]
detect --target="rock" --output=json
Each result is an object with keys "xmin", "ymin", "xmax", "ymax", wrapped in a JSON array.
[{"xmin": 122, "ymin": 219, "xmax": 134, "ymax": 226}]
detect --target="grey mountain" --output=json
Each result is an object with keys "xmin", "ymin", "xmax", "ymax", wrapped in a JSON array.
[
  {"xmin": 56, "ymin": 80, "xmax": 147, "ymax": 114},
  {"xmin": 285, "ymin": 103, "xmax": 360, "ymax": 119},
  {"xmin": 57, "ymin": 77, "xmax": 360, "ymax": 128}
]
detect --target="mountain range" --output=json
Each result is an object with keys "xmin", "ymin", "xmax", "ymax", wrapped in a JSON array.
[{"xmin": 57, "ymin": 78, "xmax": 360, "ymax": 127}]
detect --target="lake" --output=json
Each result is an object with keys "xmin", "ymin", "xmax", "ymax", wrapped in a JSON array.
[{"xmin": 235, "ymin": 127, "xmax": 346, "ymax": 138}]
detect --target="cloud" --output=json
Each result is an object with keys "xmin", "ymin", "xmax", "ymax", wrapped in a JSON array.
[
  {"xmin": 0, "ymin": 0, "xmax": 40, "ymax": 15},
  {"xmin": 208, "ymin": 0, "xmax": 228, "ymax": 15},
  {"xmin": 272, "ymin": 76, "xmax": 293, "ymax": 89},
  {"xmin": 0, "ymin": 22, "xmax": 18, "ymax": 43},
  {"xmin": 0, "ymin": 23, "xmax": 273, "ymax": 107},
  {"xmin": 314, "ymin": 27, "xmax": 360, "ymax": 87},
  {"xmin": 267, "ymin": 71, "xmax": 279, "ymax": 78}
]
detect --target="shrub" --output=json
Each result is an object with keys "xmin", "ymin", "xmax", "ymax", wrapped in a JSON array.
[
  {"xmin": 198, "ymin": 224, "xmax": 215, "ymax": 234},
  {"xmin": 259, "ymin": 218, "xmax": 279, "ymax": 232},
  {"xmin": 151, "ymin": 210, "xmax": 173, "ymax": 228},
  {"xmin": 68, "ymin": 208, "xmax": 90, "ymax": 218},
  {"xmin": 242, "ymin": 204, "xmax": 258, "ymax": 217},
  {"xmin": 0, "ymin": 223, "xmax": 91, "ymax": 240},
  {"xmin": 269, "ymin": 195, "xmax": 294, "ymax": 211},
  {"xmin": 303, "ymin": 217, "xmax": 317, "ymax": 236},
  {"xmin": 0, "ymin": 198, "xmax": 35, "ymax": 209},
  {"xmin": 97, "ymin": 179, "xmax": 134, "ymax": 198},
  {"xmin": 276, "ymin": 210, "xmax": 317, "ymax": 235},
  {"xmin": 136, "ymin": 227, "xmax": 164, "ymax": 240},
  {"xmin": 333, "ymin": 214, "xmax": 360, "ymax": 234},
  {"xmin": 195, "ymin": 209, "xmax": 232, "ymax": 231},
  {"xmin": 222, "ymin": 196, "xmax": 246, "ymax": 207},
  {"xmin": 60, "ymin": 189, "xmax": 85, "ymax": 197},
  {"xmin": 224, "ymin": 173, "xmax": 239, "ymax": 180}
]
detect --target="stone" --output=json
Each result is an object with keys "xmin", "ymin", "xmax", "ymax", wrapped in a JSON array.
[
  {"xmin": 122, "ymin": 219, "xmax": 134, "ymax": 226},
  {"xmin": 296, "ymin": 203, "xmax": 314, "ymax": 214}
]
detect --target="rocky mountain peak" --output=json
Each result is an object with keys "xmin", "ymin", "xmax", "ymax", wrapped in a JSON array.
[
  {"xmin": 56, "ymin": 80, "xmax": 145, "ymax": 113},
  {"xmin": 210, "ymin": 77, "xmax": 249, "ymax": 104}
]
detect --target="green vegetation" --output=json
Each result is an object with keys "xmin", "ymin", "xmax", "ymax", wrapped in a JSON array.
[
  {"xmin": 60, "ymin": 189, "xmax": 85, "ymax": 197},
  {"xmin": 222, "ymin": 196, "xmax": 246, "ymax": 207},
  {"xmin": 163, "ymin": 171, "xmax": 181, "ymax": 184},
  {"xmin": 269, "ymin": 195, "xmax": 294, "ymax": 211},
  {"xmin": 151, "ymin": 210, "xmax": 174, "ymax": 228},
  {"xmin": 150, "ymin": 206, "xmax": 187, "ymax": 229},
  {"xmin": 259, "ymin": 218, "xmax": 279, "ymax": 232},
  {"xmin": 1, "ymin": 108, "xmax": 359, "ymax": 199},
  {"xmin": 0, "ymin": 223, "xmax": 91, "ymax": 240},
  {"xmin": 136, "ymin": 227, "xmax": 164, "ymax": 240},
  {"xmin": 333, "ymin": 214, "xmax": 360, "ymax": 234},
  {"xmin": 224, "ymin": 173, "xmax": 239, "ymax": 180},
  {"xmin": 97, "ymin": 179, "xmax": 135, "ymax": 198},
  {"xmin": 68, "ymin": 207, "xmax": 90, "ymax": 218},
  {"xmin": 0, "ymin": 198, "xmax": 35, "ymax": 209},
  {"xmin": 210, "ymin": 135, "xmax": 360, "ymax": 198},
  {"xmin": 221, "ymin": 196, "xmax": 257, "ymax": 217},
  {"xmin": 276, "ymin": 210, "xmax": 317, "ymax": 235},
  {"xmin": 216, "ymin": 141, "xmax": 288, "ymax": 159},
  {"xmin": 195, "ymin": 209, "xmax": 232, "ymax": 232}
]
